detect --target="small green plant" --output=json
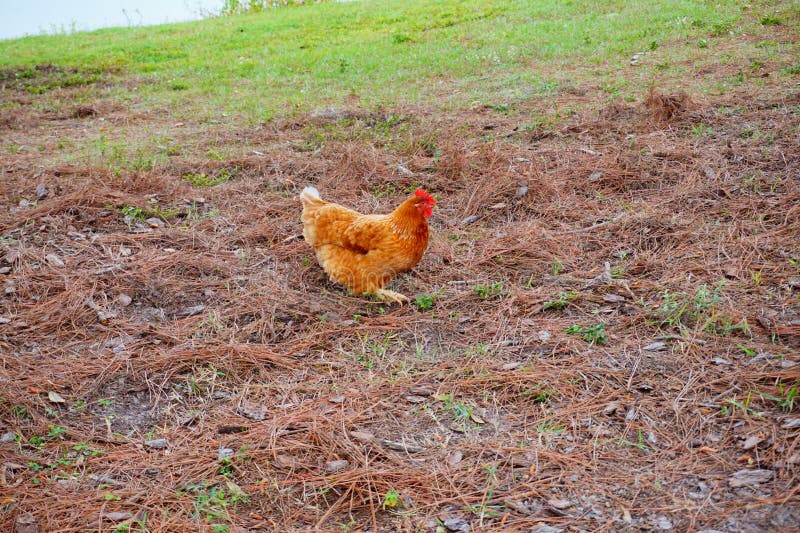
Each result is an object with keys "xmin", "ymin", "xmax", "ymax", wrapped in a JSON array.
[
  {"xmin": 73, "ymin": 443, "xmax": 102, "ymax": 457},
  {"xmin": 438, "ymin": 393, "xmax": 481, "ymax": 429},
  {"xmin": 566, "ymin": 323, "xmax": 608, "ymax": 345},
  {"xmin": 189, "ymin": 483, "xmax": 249, "ymax": 525},
  {"xmin": 473, "ymin": 281, "xmax": 505, "ymax": 300},
  {"xmin": 218, "ymin": 458, "xmax": 233, "ymax": 477},
  {"xmin": 709, "ymin": 21, "xmax": 732, "ymax": 36},
  {"xmin": 697, "ymin": 38, "xmax": 709, "ymax": 48},
  {"xmin": 655, "ymin": 281, "xmax": 748, "ymax": 335},
  {"xmin": 550, "ymin": 258, "xmax": 564, "ymax": 276},
  {"xmin": 183, "ymin": 168, "xmax": 236, "ymax": 187},
  {"xmin": 120, "ymin": 205, "xmax": 146, "ymax": 221},
  {"xmin": 691, "ymin": 123, "xmax": 713, "ymax": 136},
  {"xmin": 737, "ymin": 344, "xmax": 756, "ymax": 357},
  {"xmin": 47, "ymin": 425, "xmax": 66, "ymax": 439},
  {"xmin": 522, "ymin": 384, "xmax": 557, "ymax": 403},
  {"xmin": 759, "ymin": 15, "xmax": 781, "ymax": 25},
  {"xmin": 391, "ymin": 33, "xmax": 412, "ymax": 44},
  {"xmin": 383, "ymin": 490, "xmax": 400, "ymax": 509},
  {"xmin": 535, "ymin": 420, "xmax": 565, "ymax": 434},
  {"xmin": 619, "ymin": 429, "xmax": 649, "ymax": 452},
  {"xmin": 778, "ymin": 383, "xmax": 798, "ymax": 412},
  {"xmin": 414, "ymin": 293, "xmax": 436, "ymax": 311},
  {"xmin": 543, "ymin": 290, "xmax": 577, "ymax": 310},
  {"xmin": 751, "ymin": 381, "xmax": 798, "ymax": 412}
]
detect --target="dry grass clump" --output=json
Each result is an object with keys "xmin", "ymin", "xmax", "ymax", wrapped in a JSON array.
[{"xmin": 644, "ymin": 86, "xmax": 696, "ymax": 125}]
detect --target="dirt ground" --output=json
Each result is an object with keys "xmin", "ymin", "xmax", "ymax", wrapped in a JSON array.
[{"xmin": 1, "ymin": 67, "xmax": 799, "ymax": 532}]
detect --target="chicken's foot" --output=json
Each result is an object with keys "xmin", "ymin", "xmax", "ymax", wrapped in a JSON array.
[{"xmin": 373, "ymin": 289, "xmax": 409, "ymax": 305}]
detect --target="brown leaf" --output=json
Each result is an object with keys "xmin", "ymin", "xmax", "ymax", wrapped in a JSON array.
[{"xmin": 696, "ymin": 446, "xmax": 718, "ymax": 453}]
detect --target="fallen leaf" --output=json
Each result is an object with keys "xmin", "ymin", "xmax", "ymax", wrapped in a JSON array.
[
  {"xmin": 728, "ymin": 469, "xmax": 773, "ymax": 487},
  {"xmin": 442, "ymin": 516, "xmax": 470, "ymax": 532},
  {"xmin": 460, "ymin": 215, "xmax": 480, "ymax": 226},
  {"xmin": 622, "ymin": 507, "xmax": 632, "ymax": 524},
  {"xmin": 27, "ymin": 387, "xmax": 43, "ymax": 394},
  {"xmin": 379, "ymin": 438, "xmax": 422, "ymax": 453},
  {"xmin": 643, "ymin": 341, "xmax": 668, "ymax": 352},
  {"xmin": 603, "ymin": 401, "xmax": 622, "ymax": 415},
  {"xmin": 349, "ymin": 431, "xmax": 374, "ymax": 443},
  {"xmin": 547, "ymin": 498, "xmax": 573, "ymax": 510},
  {"xmin": 14, "ymin": 512, "xmax": 39, "ymax": 533},
  {"xmin": 781, "ymin": 418, "xmax": 800, "ymax": 429},
  {"xmin": 742, "ymin": 435, "xmax": 763, "ymax": 450},
  {"xmin": 45, "ymin": 254, "xmax": 64, "ymax": 267},
  {"xmin": 47, "ymin": 391, "xmax": 66, "ymax": 403},
  {"xmin": 238, "ymin": 403, "xmax": 266, "ymax": 421},
  {"xmin": 405, "ymin": 395, "xmax": 426, "ymax": 403},
  {"xmin": 736, "ymin": 454, "xmax": 753, "ymax": 463},
  {"xmin": 103, "ymin": 512, "xmax": 133, "ymax": 521},
  {"xmin": 697, "ymin": 446, "xmax": 718, "ymax": 453},
  {"xmin": 325, "ymin": 459, "xmax": 349, "ymax": 473},
  {"xmin": 274, "ymin": 454, "xmax": 296, "ymax": 468},
  {"xmin": 144, "ymin": 438, "xmax": 169, "ymax": 449},
  {"xmin": 447, "ymin": 450, "xmax": 463, "ymax": 466}
]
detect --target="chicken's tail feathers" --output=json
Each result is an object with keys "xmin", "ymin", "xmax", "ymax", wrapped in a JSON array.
[{"xmin": 300, "ymin": 186, "xmax": 323, "ymax": 206}]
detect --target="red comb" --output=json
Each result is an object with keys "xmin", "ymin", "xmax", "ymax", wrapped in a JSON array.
[{"xmin": 414, "ymin": 189, "xmax": 435, "ymax": 203}]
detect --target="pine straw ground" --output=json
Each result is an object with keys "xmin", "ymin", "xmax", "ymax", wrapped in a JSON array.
[{"xmin": 1, "ymin": 85, "xmax": 800, "ymax": 532}]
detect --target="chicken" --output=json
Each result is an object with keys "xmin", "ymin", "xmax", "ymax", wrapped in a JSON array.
[{"xmin": 300, "ymin": 186, "xmax": 435, "ymax": 304}]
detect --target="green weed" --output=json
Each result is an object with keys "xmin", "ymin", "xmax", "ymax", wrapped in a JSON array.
[
  {"xmin": 691, "ymin": 123, "xmax": 713, "ymax": 136},
  {"xmin": 655, "ymin": 281, "xmax": 748, "ymax": 336},
  {"xmin": 543, "ymin": 291, "xmax": 577, "ymax": 310},
  {"xmin": 120, "ymin": 205, "xmax": 146, "ymax": 221},
  {"xmin": 383, "ymin": 490, "xmax": 400, "ymax": 509},
  {"xmin": 473, "ymin": 282, "xmax": 505, "ymax": 300},
  {"xmin": 619, "ymin": 429, "xmax": 649, "ymax": 452},
  {"xmin": 185, "ymin": 483, "xmax": 249, "ymax": 525},
  {"xmin": 566, "ymin": 323, "xmax": 608, "ymax": 345},
  {"xmin": 535, "ymin": 420, "xmax": 565, "ymax": 434},
  {"xmin": 414, "ymin": 293, "xmax": 436, "ymax": 311},
  {"xmin": 184, "ymin": 168, "xmax": 236, "ymax": 187}
]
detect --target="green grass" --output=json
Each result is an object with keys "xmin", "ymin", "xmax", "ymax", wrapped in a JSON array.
[{"xmin": 0, "ymin": 0, "xmax": 768, "ymax": 122}]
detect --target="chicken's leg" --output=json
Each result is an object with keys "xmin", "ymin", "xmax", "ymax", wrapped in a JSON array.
[{"xmin": 374, "ymin": 289, "xmax": 409, "ymax": 305}]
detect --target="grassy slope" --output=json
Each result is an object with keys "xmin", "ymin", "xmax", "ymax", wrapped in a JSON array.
[{"xmin": 1, "ymin": 0, "xmax": 783, "ymax": 121}]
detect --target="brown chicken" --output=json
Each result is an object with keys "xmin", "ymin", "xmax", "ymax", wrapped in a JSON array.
[{"xmin": 300, "ymin": 186, "xmax": 435, "ymax": 303}]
